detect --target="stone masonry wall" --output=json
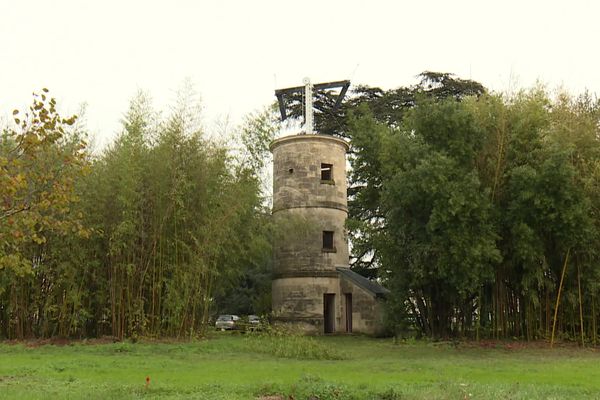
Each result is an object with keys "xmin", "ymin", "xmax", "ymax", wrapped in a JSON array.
[
  {"xmin": 271, "ymin": 135, "xmax": 348, "ymax": 213},
  {"xmin": 270, "ymin": 135, "xmax": 349, "ymax": 330},
  {"xmin": 272, "ymin": 276, "xmax": 341, "ymax": 332}
]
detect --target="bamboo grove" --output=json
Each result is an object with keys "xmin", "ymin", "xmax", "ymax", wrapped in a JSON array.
[
  {"xmin": 346, "ymin": 81, "xmax": 600, "ymax": 342},
  {"xmin": 0, "ymin": 90, "xmax": 273, "ymax": 339}
]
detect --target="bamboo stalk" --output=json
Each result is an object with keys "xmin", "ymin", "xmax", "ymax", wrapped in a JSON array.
[
  {"xmin": 592, "ymin": 295, "xmax": 597, "ymax": 346},
  {"xmin": 551, "ymin": 248, "xmax": 571, "ymax": 348},
  {"xmin": 490, "ymin": 107, "xmax": 507, "ymax": 203},
  {"xmin": 476, "ymin": 288, "xmax": 481, "ymax": 341},
  {"xmin": 577, "ymin": 262, "xmax": 585, "ymax": 347},
  {"xmin": 545, "ymin": 288, "xmax": 550, "ymax": 337}
]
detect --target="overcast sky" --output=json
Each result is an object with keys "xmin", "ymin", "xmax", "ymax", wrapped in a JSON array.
[{"xmin": 2, "ymin": 0, "xmax": 599, "ymax": 148}]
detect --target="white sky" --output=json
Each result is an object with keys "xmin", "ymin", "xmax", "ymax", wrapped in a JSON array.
[{"xmin": 2, "ymin": 0, "xmax": 599, "ymax": 149}]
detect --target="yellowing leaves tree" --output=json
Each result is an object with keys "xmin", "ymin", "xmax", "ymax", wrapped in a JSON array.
[{"xmin": 0, "ymin": 90, "xmax": 89, "ymax": 275}]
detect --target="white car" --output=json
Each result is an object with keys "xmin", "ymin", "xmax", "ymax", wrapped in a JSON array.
[
  {"xmin": 248, "ymin": 315, "xmax": 261, "ymax": 330},
  {"xmin": 215, "ymin": 314, "xmax": 240, "ymax": 330}
]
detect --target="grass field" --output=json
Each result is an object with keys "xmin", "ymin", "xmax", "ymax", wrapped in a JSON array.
[{"xmin": 1, "ymin": 333, "xmax": 599, "ymax": 399}]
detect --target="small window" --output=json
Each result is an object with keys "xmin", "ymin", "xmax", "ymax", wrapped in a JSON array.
[
  {"xmin": 321, "ymin": 163, "xmax": 333, "ymax": 181},
  {"xmin": 322, "ymin": 231, "xmax": 334, "ymax": 251}
]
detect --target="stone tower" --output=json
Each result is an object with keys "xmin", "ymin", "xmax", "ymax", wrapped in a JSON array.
[
  {"xmin": 270, "ymin": 134, "xmax": 349, "ymax": 333},
  {"xmin": 270, "ymin": 79, "xmax": 388, "ymax": 335}
]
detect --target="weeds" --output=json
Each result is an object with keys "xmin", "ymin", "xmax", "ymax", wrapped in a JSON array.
[
  {"xmin": 255, "ymin": 375, "xmax": 405, "ymax": 400},
  {"xmin": 112, "ymin": 342, "xmax": 133, "ymax": 353},
  {"xmin": 239, "ymin": 326, "xmax": 347, "ymax": 360}
]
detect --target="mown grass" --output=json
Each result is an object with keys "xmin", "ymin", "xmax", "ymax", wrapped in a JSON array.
[{"xmin": 1, "ymin": 334, "xmax": 599, "ymax": 399}]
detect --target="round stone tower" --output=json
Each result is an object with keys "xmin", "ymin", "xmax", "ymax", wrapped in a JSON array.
[{"xmin": 270, "ymin": 134, "xmax": 350, "ymax": 333}]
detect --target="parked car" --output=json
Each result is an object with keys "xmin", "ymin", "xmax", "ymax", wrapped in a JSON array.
[
  {"xmin": 215, "ymin": 314, "xmax": 240, "ymax": 330},
  {"xmin": 247, "ymin": 315, "xmax": 261, "ymax": 331}
]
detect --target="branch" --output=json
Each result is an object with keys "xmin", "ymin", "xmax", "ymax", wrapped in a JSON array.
[{"xmin": 1, "ymin": 205, "xmax": 31, "ymax": 220}]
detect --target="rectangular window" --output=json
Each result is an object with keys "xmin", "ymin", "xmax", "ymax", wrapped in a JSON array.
[
  {"xmin": 321, "ymin": 163, "xmax": 333, "ymax": 181},
  {"xmin": 322, "ymin": 230, "xmax": 334, "ymax": 251}
]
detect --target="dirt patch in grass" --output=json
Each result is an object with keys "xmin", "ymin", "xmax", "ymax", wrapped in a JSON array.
[
  {"xmin": 456, "ymin": 339, "xmax": 600, "ymax": 351},
  {"xmin": 2, "ymin": 336, "xmax": 121, "ymax": 348},
  {"xmin": 1, "ymin": 335, "xmax": 214, "ymax": 348}
]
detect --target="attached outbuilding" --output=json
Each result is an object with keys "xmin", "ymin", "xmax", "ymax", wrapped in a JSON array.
[{"xmin": 337, "ymin": 267, "xmax": 389, "ymax": 335}]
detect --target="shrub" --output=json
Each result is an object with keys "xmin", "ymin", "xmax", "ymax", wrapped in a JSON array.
[{"xmin": 240, "ymin": 325, "xmax": 346, "ymax": 360}]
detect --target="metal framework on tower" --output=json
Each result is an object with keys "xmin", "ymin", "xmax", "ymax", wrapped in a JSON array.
[{"xmin": 274, "ymin": 79, "xmax": 350, "ymax": 134}]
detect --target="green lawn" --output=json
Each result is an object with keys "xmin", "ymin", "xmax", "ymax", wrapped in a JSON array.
[{"xmin": 1, "ymin": 334, "xmax": 599, "ymax": 399}]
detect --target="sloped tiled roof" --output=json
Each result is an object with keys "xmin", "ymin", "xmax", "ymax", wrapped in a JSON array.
[{"xmin": 336, "ymin": 267, "xmax": 390, "ymax": 298}]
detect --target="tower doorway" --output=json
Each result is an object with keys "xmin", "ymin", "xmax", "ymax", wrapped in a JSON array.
[
  {"xmin": 345, "ymin": 293, "xmax": 353, "ymax": 333},
  {"xmin": 323, "ymin": 294, "xmax": 335, "ymax": 334}
]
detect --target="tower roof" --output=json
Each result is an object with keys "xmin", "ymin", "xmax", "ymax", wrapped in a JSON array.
[
  {"xmin": 336, "ymin": 267, "xmax": 390, "ymax": 298},
  {"xmin": 269, "ymin": 133, "xmax": 350, "ymax": 153}
]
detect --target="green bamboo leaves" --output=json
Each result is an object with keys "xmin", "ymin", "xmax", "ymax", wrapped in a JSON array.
[{"xmin": 348, "ymin": 86, "xmax": 600, "ymax": 341}]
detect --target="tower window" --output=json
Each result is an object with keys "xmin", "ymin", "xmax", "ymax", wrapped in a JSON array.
[
  {"xmin": 321, "ymin": 163, "xmax": 333, "ymax": 181},
  {"xmin": 322, "ymin": 230, "xmax": 335, "ymax": 251}
]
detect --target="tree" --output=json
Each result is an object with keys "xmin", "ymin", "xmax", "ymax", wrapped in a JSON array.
[
  {"xmin": 0, "ymin": 90, "xmax": 88, "ymax": 274},
  {"xmin": 0, "ymin": 91, "xmax": 89, "ymax": 338},
  {"xmin": 280, "ymin": 71, "xmax": 485, "ymax": 138},
  {"xmin": 349, "ymin": 98, "xmax": 500, "ymax": 338},
  {"xmin": 348, "ymin": 83, "xmax": 600, "ymax": 341},
  {"xmin": 347, "ymin": 73, "xmax": 486, "ymax": 277}
]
